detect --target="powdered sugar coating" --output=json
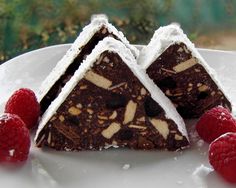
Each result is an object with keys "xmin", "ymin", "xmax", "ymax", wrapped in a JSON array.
[
  {"xmin": 138, "ymin": 24, "xmax": 231, "ymax": 105},
  {"xmin": 37, "ymin": 15, "xmax": 139, "ymax": 102},
  {"xmin": 35, "ymin": 37, "xmax": 188, "ymax": 143}
]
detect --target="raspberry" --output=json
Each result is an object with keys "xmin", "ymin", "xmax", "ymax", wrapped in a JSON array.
[
  {"xmin": 5, "ymin": 88, "xmax": 40, "ymax": 129},
  {"xmin": 0, "ymin": 113, "xmax": 30, "ymax": 162},
  {"xmin": 196, "ymin": 106, "xmax": 236, "ymax": 143},
  {"xmin": 209, "ymin": 132, "xmax": 236, "ymax": 183}
]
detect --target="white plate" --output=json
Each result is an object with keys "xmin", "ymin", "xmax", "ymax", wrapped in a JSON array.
[{"xmin": 0, "ymin": 45, "xmax": 236, "ymax": 188}]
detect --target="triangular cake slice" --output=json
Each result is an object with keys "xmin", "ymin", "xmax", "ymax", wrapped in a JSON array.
[
  {"xmin": 138, "ymin": 24, "xmax": 231, "ymax": 118},
  {"xmin": 35, "ymin": 37, "xmax": 189, "ymax": 151},
  {"xmin": 38, "ymin": 14, "xmax": 139, "ymax": 114}
]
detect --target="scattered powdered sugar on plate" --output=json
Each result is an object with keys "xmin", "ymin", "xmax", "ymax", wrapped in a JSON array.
[
  {"xmin": 191, "ymin": 164, "xmax": 213, "ymax": 188},
  {"xmin": 197, "ymin": 139, "xmax": 205, "ymax": 148},
  {"xmin": 174, "ymin": 156, "xmax": 178, "ymax": 161},
  {"xmin": 122, "ymin": 164, "xmax": 131, "ymax": 170},
  {"xmin": 192, "ymin": 164, "xmax": 213, "ymax": 177},
  {"xmin": 189, "ymin": 129, "xmax": 200, "ymax": 143},
  {"xmin": 56, "ymin": 162, "xmax": 65, "ymax": 170}
]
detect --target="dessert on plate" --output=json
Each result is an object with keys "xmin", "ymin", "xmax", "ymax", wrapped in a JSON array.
[
  {"xmin": 35, "ymin": 37, "xmax": 189, "ymax": 151},
  {"xmin": 138, "ymin": 24, "xmax": 231, "ymax": 118},
  {"xmin": 38, "ymin": 14, "xmax": 139, "ymax": 114}
]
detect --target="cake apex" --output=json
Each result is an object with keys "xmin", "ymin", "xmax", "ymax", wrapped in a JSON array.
[
  {"xmin": 138, "ymin": 24, "xmax": 193, "ymax": 69},
  {"xmin": 35, "ymin": 37, "xmax": 189, "ymax": 151},
  {"xmin": 91, "ymin": 14, "xmax": 108, "ymax": 23}
]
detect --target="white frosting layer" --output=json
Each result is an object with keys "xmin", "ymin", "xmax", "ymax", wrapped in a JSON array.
[
  {"xmin": 37, "ymin": 15, "xmax": 139, "ymax": 102},
  {"xmin": 35, "ymin": 37, "xmax": 188, "ymax": 142},
  {"xmin": 138, "ymin": 24, "xmax": 231, "ymax": 104}
]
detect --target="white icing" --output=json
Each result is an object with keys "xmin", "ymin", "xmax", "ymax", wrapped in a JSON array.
[
  {"xmin": 138, "ymin": 24, "xmax": 232, "ymax": 105},
  {"xmin": 35, "ymin": 37, "xmax": 188, "ymax": 143},
  {"xmin": 37, "ymin": 15, "xmax": 139, "ymax": 102}
]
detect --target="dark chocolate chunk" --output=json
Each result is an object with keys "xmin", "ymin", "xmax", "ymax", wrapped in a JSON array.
[
  {"xmin": 66, "ymin": 116, "xmax": 80, "ymax": 126},
  {"xmin": 176, "ymin": 105, "xmax": 193, "ymax": 118},
  {"xmin": 166, "ymin": 134, "xmax": 177, "ymax": 151},
  {"xmin": 156, "ymin": 76, "xmax": 177, "ymax": 89},
  {"xmin": 138, "ymin": 136, "xmax": 155, "ymax": 150},
  {"xmin": 118, "ymin": 129, "xmax": 134, "ymax": 141},
  {"xmin": 144, "ymin": 96, "xmax": 163, "ymax": 117},
  {"xmin": 106, "ymin": 93, "xmax": 127, "ymax": 109},
  {"xmin": 197, "ymin": 91, "xmax": 208, "ymax": 100}
]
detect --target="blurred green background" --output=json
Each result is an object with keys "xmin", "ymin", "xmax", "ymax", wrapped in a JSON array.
[{"xmin": 1, "ymin": 0, "xmax": 236, "ymax": 64}]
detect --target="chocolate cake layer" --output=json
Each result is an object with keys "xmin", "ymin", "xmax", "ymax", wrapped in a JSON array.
[
  {"xmin": 36, "ymin": 51, "xmax": 189, "ymax": 151},
  {"xmin": 40, "ymin": 27, "xmax": 117, "ymax": 114},
  {"xmin": 146, "ymin": 42, "xmax": 231, "ymax": 118}
]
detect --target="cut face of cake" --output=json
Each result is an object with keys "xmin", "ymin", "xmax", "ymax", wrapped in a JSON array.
[
  {"xmin": 38, "ymin": 15, "xmax": 139, "ymax": 114},
  {"xmin": 138, "ymin": 24, "xmax": 231, "ymax": 118},
  {"xmin": 35, "ymin": 37, "xmax": 189, "ymax": 151}
]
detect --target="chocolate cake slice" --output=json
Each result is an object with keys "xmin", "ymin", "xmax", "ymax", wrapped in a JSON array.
[
  {"xmin": 35, "ymin": 37, "xmax": 189, "ymax": 151},
  {"xmin": 138, "ymin": 24, "xmax": 231, "ymax": 118},
  {"xmin": 38, "ymin": 14, "xmax": 139, "ymax": 114}
]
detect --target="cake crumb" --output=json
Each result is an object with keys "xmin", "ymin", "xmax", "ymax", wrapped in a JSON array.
[{"xmin": 122, "ymin": 164, "xmax": 130, "ymax": 170}]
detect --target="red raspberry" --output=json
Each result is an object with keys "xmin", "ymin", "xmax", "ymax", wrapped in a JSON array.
[
  {"xmin": 209, "ymin": 132, "xmax": 236, "ymax": 183},
  {"xmin": 5, "ymin": 88, "xmax": 40, "ymax": 129},
  {"xmin": 0, "ymin": 113, "xmax": 30, "ymax": 162},
  {"xmin": 196, "ymin": 106, "xmax": 236, "ymax": 143}
]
